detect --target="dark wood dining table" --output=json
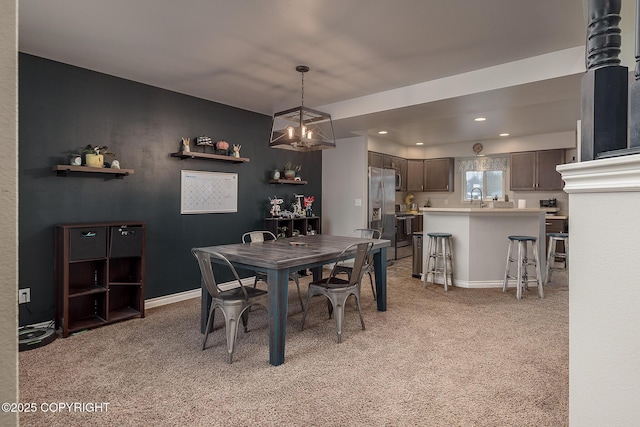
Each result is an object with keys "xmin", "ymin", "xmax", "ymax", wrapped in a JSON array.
[{"xmin": 194, "ymin": 234, "xmax": 391, "ymax": 366}]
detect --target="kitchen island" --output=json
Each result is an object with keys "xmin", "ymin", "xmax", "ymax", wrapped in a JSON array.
[{"xmin": 420, "ymin": 207, "xmax": 549, "ymax": 288}]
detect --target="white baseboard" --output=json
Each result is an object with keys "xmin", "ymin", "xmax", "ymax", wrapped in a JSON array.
[
  {"xmin": 144, "ymin": 277, "xmax": 257, "ymax": 310},
  {"xmin": 424, "ymin": 276, "xmax": 510, "ymax": 289}
]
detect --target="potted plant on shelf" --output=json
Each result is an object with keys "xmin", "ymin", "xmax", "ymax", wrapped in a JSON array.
[
  {"xmin": 81, "ymin": 145, "xmax": 115, "ymax": 168},
  {"xmin": 283, "ymin": 161, "xmax": 296, "ymax": 180}
]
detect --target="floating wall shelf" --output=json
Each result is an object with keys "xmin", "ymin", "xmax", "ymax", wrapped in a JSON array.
[
  {"xmin": 170, "ymin": 151, "xmax": 250, "ymax": 163},
  {"xmin": 269, "ymin": 179, "xmax": 308, "ymax": 185},
  {"xmin": 53, "ymin": 165, "xmax": 134, "ymax": 178}
]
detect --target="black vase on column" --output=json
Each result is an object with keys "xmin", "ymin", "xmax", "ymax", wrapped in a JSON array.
[{"xmin": 581, "ymin": 0, "xmax": 628, "ymax": 161}]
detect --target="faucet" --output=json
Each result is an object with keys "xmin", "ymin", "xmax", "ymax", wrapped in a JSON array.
[{"xmin": 470, "ymin": 187, "xmax": 485, "ymax": 207}]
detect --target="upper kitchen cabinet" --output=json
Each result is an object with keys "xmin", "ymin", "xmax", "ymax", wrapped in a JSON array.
[
  {"xmin": 407, "ymin": 159, "xmax": 425, "ymax": 191},
  {"xmin": 424, "ymin": 158, "xmax": 454, "ymax": 192},
  {"xmin": 369, "ymin": 151, "xmax": 407, "ymax": 191},
  {"xmin": 510, "ymin": 149, "xmax": 565, "ymax": 191},
  {"xmin": 406, "ymin": 158, "xmax": 454, "ymax": 192},
  {"xmin": 368, "ymin": 151, "xmax": 384, "ymax": 168}
]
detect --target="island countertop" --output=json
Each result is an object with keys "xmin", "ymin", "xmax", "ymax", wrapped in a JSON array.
[{"xmin": 419, "ymin": 207, "xmax": 554, "ymax": 214}]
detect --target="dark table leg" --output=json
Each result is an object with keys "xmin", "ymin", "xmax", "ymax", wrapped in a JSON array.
[
  {"xmin": 266, "ymin": 268, "xmax": 289, "ymax": 366},
  {"xmin": 373, "ymin": 247, "xmax": 387, "ymax": 311}
]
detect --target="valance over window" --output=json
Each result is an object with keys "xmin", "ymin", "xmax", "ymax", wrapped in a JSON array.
[{"xmin": 457, "ymin": 156, "xmax": 508, "ymax": 172}]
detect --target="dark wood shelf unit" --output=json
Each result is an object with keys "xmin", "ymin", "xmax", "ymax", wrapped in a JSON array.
[
  {"xmin": 269, "ymin": 179, "xmax": 308, "ymax": 185},
  {"xmin": 53, "ymin": 165, "xmax": 134, "ymax": 178},
  {"xmin": 264, "ymin": 216, "xmax": 321, "ymax": 238},
  {"xmin": 56, "ymin": 222, "xmax": 146, "ymax": 337},
  {"xmin": 170, "ymin": 151, "xmax": 250, "ymax": 163},
  {"xmin": 69, "ymin": 285, "xmax": 107, "ymax": 298}
]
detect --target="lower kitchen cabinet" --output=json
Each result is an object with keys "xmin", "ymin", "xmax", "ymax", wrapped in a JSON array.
[
  {"xmin": 55, "ymin": 222, "xmax": 145, "ymax": 337},
  {"xmin": 545, "ymin": 216, "xmax": 568, "ymax": 261}
]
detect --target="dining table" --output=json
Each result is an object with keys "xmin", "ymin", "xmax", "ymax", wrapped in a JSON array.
[{"xmin": 194, "ymin": 233, "xmax": 391, "ymax": 366}]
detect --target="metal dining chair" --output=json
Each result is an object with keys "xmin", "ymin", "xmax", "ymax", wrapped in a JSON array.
[
  {"xmin": 334, "ymin": 228, "xmax": 381, "ymax": 301},
  {"xmin": 192, "ymin": 249, "xmax": 268, "ymax": 364},
  {"xmin": 241, "ymin": 230, "xmax": 304, "ymax": 311},
  {"xmin": 301, "ymin": 241, "xmax": 374, "ymax": 343}
]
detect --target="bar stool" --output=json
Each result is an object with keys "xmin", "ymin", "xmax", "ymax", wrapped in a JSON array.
[
  {"xmin": 423, "ymin": 232, "xmax": 454, "ymax": 291},
  {"xmin": 545, "ymin": 232, "xmax": 569, "ymax": 284},
  {"xmin": 503, "ymin": 235, "xmax": 543, "ymax": 299}
]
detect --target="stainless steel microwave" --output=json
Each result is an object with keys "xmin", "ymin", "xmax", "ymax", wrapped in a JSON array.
[{"xmin": 395, "ymin": 171, "xmax": 402, "ymax": 191}]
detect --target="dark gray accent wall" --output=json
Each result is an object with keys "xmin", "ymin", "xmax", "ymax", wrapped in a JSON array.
[{"xmin": 19, "ymin": 53, "xmax": 322, "ymax": 326}]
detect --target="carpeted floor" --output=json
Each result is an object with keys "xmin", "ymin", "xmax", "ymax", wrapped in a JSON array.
[{"xmin": 19, "ymin": 257, "xmax": 568, "ymax": 426}]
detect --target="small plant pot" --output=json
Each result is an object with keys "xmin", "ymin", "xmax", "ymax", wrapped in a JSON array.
[
  {"xmin": 283, "ymin": 169, "xmax": 296, "ymax": 180},
  {"xmin": 85, "ymin": 154, "xmax": 104, "ymax": 168}
]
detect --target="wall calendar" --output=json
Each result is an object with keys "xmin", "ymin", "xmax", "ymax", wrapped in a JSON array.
[{"xmin": 180, "ymin": 170, "xmax": 238, "ymax": 214}]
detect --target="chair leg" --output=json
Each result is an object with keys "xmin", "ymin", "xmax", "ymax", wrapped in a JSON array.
[
  {"xmin": 354, "ymin": 292, "xmax": 366, "ymax": 331},
  {"xmin": 533, "ymin": 240, "xmax": 544, "ymax": 299},
  {"xmin": 368, "ymin": 271, "xmax": 376, "ymax": 301},
  {"xmin": 291, "ymin": 274, "xmax": 304, "ymax": 312},
  {"xmin": 300, "ymin": 290, "xmax": 314, "ymax": 331},
  {"xmin": 202, "ymin": 305, "xmax": 216, "ymax": 350},
  {"xmin": 503, "ymin": 240, "xmax": 513, "ymax": 292},
  {"xmin": 442, "ymin": 237, "xmax": 449, "ymax": 292},
  {"xmin": 223, "ymin": 305, "xmax": 245, "ymax": 364},
  {"xmin": 516, "ymin": 242, "xmax": 523, "ymax": 300}
]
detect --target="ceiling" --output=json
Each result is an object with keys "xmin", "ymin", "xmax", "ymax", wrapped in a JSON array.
[{"xmin": 18, "ymin": 0, "xmax": 591, "ymax": 147}]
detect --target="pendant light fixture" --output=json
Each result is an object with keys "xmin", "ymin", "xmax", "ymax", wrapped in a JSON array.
[{"xmin": 269, "ymin": 65, "xmax": 336, "ymax": 151}]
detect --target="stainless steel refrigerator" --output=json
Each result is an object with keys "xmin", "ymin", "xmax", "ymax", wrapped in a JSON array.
[{"xmin": 368, "ymin": 167, "xmax": 396, "ymax": 260}]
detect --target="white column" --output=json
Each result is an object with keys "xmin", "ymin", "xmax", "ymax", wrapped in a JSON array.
[{"xmin": 558, "ymin": 155, "xmax": 640, "ymax": 426}]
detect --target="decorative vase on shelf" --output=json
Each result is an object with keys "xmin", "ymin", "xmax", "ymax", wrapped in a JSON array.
[
  {"xmin": 85, "ymin": 153, "xmax": 104, "ymax": 168},
  {"xmin": 273, "ymin": 170, "xmax": 281, "ymax": 180},
  {"xmin": 283, "ymin": 169, "xmax": 295, "ymax": 180}
]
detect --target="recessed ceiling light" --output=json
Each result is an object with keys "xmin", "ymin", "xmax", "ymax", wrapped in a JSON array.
[
  {"xmin": 474, "ymin": 117, "xmax": 486, "ymax": 122},
  {"xmin": 416, "ymin": 142, "xmax": 424, "ymax": 146},
  {"xmin": 378, "ymin": 130, "xmax": 388, "ymax": 135},
  {"xmin": 499, "ymin": 133, "xmax": 510, "ymax": 137}
]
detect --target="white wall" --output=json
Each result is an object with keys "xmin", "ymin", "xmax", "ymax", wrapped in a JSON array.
[
  {"xmin": 0, "ymin": 0, "xmax": 18, "ymax": 426},
  {"xmin": 559, "ymin": 156, "xmax": 640, "ymax": 426},
  {"xmin": 322, "ymin": 136, "xmax": 368, "ymax": 236}
]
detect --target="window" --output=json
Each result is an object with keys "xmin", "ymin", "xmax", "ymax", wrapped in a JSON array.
[
  {"xmin": 458, "ymin": 156, "xmax": 508, "ymax": 201},
  {"xmin": 463, "ymin": 170, "xmax": 504, "ymax": 201}
]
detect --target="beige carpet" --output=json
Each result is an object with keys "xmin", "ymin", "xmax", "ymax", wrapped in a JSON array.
[{"xmin": 19, "ymin": 258, "xmax": 568, "ymax": 426}]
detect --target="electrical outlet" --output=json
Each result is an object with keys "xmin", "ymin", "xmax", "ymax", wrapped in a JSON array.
[{"xmin": 19, "ymin": 288, "xmax": 30, "ymax": 304}]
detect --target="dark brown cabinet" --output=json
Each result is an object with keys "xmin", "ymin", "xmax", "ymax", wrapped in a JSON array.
[
  {"xmin": 56, "ymin": 222, "xmax": 145, "ymax": 337},
  {"xmin": 510, "ymin": 149, "xmax": 565, "ymax": 191},
  {"xmin": 545, "ymin": 216, "xmax": 568, "ymax": 261},
  {"xmin": 406, "ymin": 158, "xmax": 454, "ymax": 192},
  {"xmin": 368, "ymin": 151, "xmax": 384, "ymax": 168},
  {"xmin": 407, "ymin": 159, "xmax": 425, "ymax": 191},
  {"xmin": 264, "ymin": 216, "xmax": 321, "ymax": 238},
  {"xmin": 368, "ymin": 151, "xmax": 407, "ymax": 191},
  {"xmin": 424, "ymin": 158, "xmax": 454, "ymax": 192}
]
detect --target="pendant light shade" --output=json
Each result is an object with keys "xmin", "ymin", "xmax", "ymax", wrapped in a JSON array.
[{"xmin": 270, "ymin": 66, "xmax": 336, "ymax": 151}]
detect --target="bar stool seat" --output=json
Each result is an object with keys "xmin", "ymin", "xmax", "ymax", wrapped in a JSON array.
[
  {"xmin": 503, "ymin": 235, "xmax": 543, "ymax": 299},
  {"xmin": 423, "ymin": 232, "xmax": 454, "ymax": 291},
  {"xmin": 545, "ymin": 232, "xmax": 569, "ymax": 284}
]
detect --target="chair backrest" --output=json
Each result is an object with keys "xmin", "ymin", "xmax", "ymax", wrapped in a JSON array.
[
  {"xmin": 330, "ymin": 241, "xmax": 374, "ymax": 286},
  {"xmin": 242, "ymin": 230, "xmax": 277, "ymax": 243},
  {"xmin": 351, "ymin": 228, "xmax": 381, "ymax": 240},
  {"xmin": 192, "ymin": 249, "xmax": 249, "ymax": 300}
]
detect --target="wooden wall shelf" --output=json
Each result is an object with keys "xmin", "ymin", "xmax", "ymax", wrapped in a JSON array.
[
  {"xmin": 170, "ymin": 151, "xmax": 250, "ymax": 163},
  {"xmin": 53, "ymin": 165, "xmax": 134, "ymax": 178},
  {"xmin": 269, "ymin": 179, "xmax": 308, "ymax": 185}
]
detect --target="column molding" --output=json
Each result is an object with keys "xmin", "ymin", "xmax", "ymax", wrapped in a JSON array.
[{"xmin": 557, "ymin": 154, "xmax": 640, "ymax": 193}]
